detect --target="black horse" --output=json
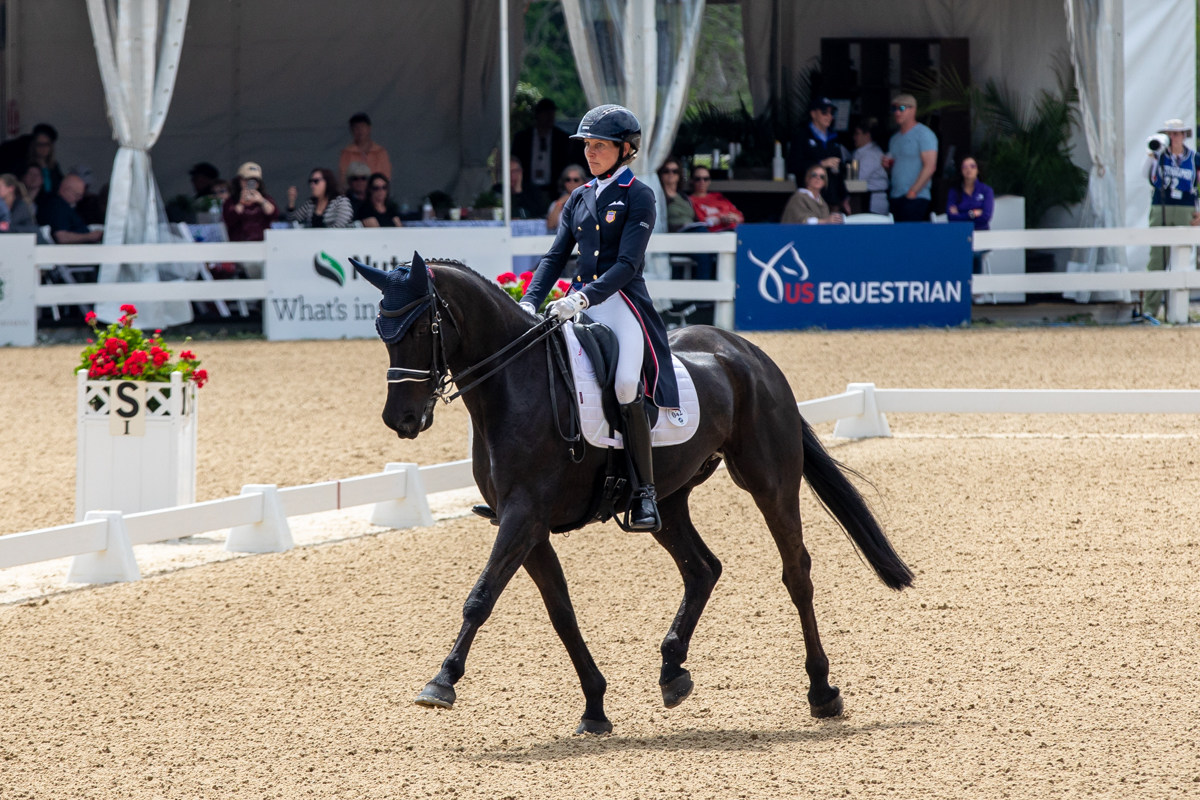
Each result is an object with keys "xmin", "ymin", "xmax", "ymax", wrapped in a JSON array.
[{"xmin": 360, "ymin": 255, "xmax": 913, "ymax": 735}]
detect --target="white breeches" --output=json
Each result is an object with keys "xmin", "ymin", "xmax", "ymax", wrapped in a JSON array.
[{"xmin": 584, "ymin": 292, "xmax": 645, "ymax": 404}]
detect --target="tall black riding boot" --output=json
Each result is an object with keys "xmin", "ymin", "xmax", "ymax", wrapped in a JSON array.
[{"xmin": 620, "ymin": 397, "xmax": 661, "ymax": 532}]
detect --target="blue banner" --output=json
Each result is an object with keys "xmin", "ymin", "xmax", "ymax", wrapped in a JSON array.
[{"xmin": 735, "ymin": 222, "xmax": 973, "ymax": 330}]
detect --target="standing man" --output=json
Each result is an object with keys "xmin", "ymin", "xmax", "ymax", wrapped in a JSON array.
[
  {"xmin": 882, "ymin": 94, "xmax": 938, "ymax": 222},
  {"xmin": 512, "ymin": 98, "xmax": 576, "ymax": 212},
  {"xmin": 850, "ymin": 118, "xmax": 889, "ymax": 215},
  {"xmin": 788, "ymin": 96, "xmax": 850, "ymax": 213},
  {"xmin": 339, "ymin": 112, "xmax": 392, "ymax": 186},
  {"xmin": 1142, "ymin": 119, "xmax": 1200, "ymax": 318}
]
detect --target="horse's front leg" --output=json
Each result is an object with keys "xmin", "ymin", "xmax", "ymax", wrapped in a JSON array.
[{"xmin": 415, "ymin": 498, "xmax": 545, "ymax": 709}]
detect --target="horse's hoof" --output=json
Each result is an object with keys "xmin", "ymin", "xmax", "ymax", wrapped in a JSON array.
[
  {"xmin": 661, "ymin": 670, "xmax": 694, "ymax": 709},
  {"xmin": 575, "ymin": 717, "xmax": 613, "ymax": 735},
  {"xmin": 809, "ymin": 687, "xmax": 843, "ymax": 718},
  {"xmin": 414, "ymin": 681, "xmax": 456, "ymax": 709}
]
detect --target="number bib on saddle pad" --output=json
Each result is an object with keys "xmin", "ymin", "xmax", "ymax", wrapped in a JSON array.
[{"xmin": 562, "ymin": 322, "xmax": 700, "ymax": 449}]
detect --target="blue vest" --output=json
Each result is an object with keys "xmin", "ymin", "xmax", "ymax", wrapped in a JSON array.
[{"xmin": 1153, "ymin": 148, "xmax": 1197, "ymax": 206}]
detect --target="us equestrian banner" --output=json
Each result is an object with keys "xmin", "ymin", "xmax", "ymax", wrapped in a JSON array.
[{"xmin": 735, "ymin": 223, "xmax": 973, "ymax": 330}]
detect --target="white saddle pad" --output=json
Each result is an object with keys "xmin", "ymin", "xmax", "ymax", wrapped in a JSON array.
[{"xmin": 562, "ymin": 322, "xmax": 701, "ymax": 449}]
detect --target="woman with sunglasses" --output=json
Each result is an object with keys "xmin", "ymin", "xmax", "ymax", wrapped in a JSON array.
[
  {"xmin": 286, "ymin": 168, "xmax": 353, "ymax": 228},
  {"xmin": 658, "ymin": 157, "xmax": 697, "ymax": 232},
  {"xmin": 689, "ymin": 166, "xmax": 743, "ymax": 231},
  {"xmin": 357, "ymin": 173, "xmax": 403, "ymax": 228},
  {"xmin": 545, "ymin": 164, "xmax": 587, "ymax": 232},
  {"xmin": 521, "ymin": 104, "xmax": 679, "ymax": 532},
  {"xmin": 782, "ymin": 165, "xmax": 845, "ymax": 225}
]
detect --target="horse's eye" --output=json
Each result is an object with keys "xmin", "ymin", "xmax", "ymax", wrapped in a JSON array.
[{"xmin": 415, "ymin": 323, "xmax": 429, "ymax": 336}]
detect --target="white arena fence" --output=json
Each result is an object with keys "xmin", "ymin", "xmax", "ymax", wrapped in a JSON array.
[{"xmin": 7, "ymin": 382, "xmax": 1200, "ymax": 585}]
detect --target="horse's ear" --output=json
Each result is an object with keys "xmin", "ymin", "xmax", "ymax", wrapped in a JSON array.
[
  {"xmin": 350, "ymin": 257, "xmax": 389, "ymax": 292},
  {"xmin": 410, "ymin": 251, "xmax": 428, "ymax": 294}
]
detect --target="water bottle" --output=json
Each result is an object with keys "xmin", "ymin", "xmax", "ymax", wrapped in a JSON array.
[
  {"xmin": 422, "ymin": 197, "xmax": 434, "ymax": 221},
  {"xmin": 772, "ymin": 141, "xmax": 786, "ymax": 181}
]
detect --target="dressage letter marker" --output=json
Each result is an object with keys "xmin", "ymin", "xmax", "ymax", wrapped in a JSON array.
[{"xmin": 108, "ymin": 381, "xmax": 147, "ymax": 437}]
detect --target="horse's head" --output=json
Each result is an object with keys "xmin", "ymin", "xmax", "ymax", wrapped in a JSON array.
[{"xmin": 352, "ymin": 252, "xmax": 448, "ymax": 439}]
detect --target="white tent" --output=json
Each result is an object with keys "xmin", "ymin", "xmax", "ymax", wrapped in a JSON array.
[{"xmin": 739, "ymin": 0, "xmax": 1197, "ymax": 273}]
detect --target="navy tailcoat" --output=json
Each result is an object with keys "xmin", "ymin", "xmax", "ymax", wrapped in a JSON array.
[{"xmin": 523, "ymin": 167, "xmax": 679, "ymax": 409}]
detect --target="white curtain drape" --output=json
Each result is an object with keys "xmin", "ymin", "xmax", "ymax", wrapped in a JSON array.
[
  {"xmin": 562, "ymin": 0, "xmax": 705, "ymax": 250},
  {"xmin": 86, "ymin": 0, "xmax": 193, "ymax": 329},
  {"xmin": 1063, "ymin": 0, "xmax": 1128, "ymax": 303}
]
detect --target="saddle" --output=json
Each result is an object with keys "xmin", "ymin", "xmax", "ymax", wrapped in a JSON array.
[{"xmin": 571, "ymin": 312, "xmax": 658, "ymax": 431}]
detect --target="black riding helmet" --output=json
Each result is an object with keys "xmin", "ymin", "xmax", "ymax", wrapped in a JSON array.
[{"xmin": 571, "ymin": 104, "xmax": 641, "ymax": 179}]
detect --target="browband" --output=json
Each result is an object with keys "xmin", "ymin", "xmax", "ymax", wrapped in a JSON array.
[{"xmin": 379, "ymin": 294, "xmax": 431, "ymax": 318}]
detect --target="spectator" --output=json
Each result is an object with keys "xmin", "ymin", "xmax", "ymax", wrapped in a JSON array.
[
  {"xmin": 210, "ymin": 179, "xmax": 232, "ymax": 209},
  {"xmin": 545, "ymin": 164, "xmax": 587, "ymax": 231},
  {"xmin": 946, "ymin": 155, "xmax": 994, "ymax": 273},
  {"xmin": 21, "ymin": 123, "xmax": 63, "ymax": 196},
  {"xmin": 356, "ymin": 172, "xmax": 403, "ymax": 228},
  {"xmin": 787, "ymin": 97, "xmax": 850, "ymax": 213},
  {"xmin": 20, "ymin": 164, "xmax": 44, "ymax": 216},
  {"xmin": 190, "ymin": 162, "xmax": 221, "ymax": 209},
  {"xmin": 495, "ymin": 156, "xmax": 545, "ymax": 219},
  {"xmin": 0, "ymin": 123, "xmax": 59, "ymax": 179},
  {"xmin": 0, "ymin": 174, "xmax": 39, "ymax": 233},
  {"xmin": 782, "ymin": 165, "xmax": 845, "ymax": 225},
  {"xmin": 658, "ymin": 157, "xmax": 697, "ymax": 232},
  {"xmin": 72, "ymin": 168, "xmax": 106, "ymax": 226},
  {"xmin": 851, "ymin": 118, "xmax": 889, "ymax": 215},
  {"xmin": 1142, "ymin": 119, "xmax": 1200, "ymax": 317},
  {"xmin": 513, "ymin": 98, "xmax": 575, "ymax": 211},
  {"xmin": 689, "ymin": 166, "xmax": 743, "ymax": 231},
  {"xmin": 38, "ymin": 174, "xmax": 102, "ymax": 243},
  {"xmin": 223, "ymin": 162, "xmax": 278, "ymax": 242},
  {"xmin": 344, "ymin": 161, "xmax": 371, "ymax": 216},
  {"xmin": 338, "ymin": 112, "xmax": 392, "ymax": 185},
  {"xmin": 287, "ymin": 168, "xmax": 353, "ymax": 228},
  {"xmin": 883, "ymin": 94, "xmax": 938, "ymax": 222}
]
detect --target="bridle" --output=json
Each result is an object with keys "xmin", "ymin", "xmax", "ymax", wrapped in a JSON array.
[{"xmin": 382, "ymin": 275, "xmax": 583, "ymax": 460}]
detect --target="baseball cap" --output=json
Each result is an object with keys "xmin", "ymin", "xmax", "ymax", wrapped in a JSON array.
[
  {"xmin": 809, "ymin": 96, "xmax": 836, "ymax": 112},
  {"xmin": 236, "ymin": 162, "xmax": 263, "ymax": 180},
  {"xmin": 346, "ymin": 161, "xmax": 371, "ymax": 178}
]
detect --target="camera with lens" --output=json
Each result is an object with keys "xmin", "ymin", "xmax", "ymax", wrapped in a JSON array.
[{"xmin": 1148, "ymin": 133, "xmax": 1169, "ymax": 153}]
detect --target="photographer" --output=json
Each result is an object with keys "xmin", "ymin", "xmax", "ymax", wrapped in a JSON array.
[{"xmin": 1142, "ymin": 119, "xmax": 1200, "ymax": 318}]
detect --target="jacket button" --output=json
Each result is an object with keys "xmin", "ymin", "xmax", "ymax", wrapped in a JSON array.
[
  {"xmin": 596, "ymin": 225, "xmax": 600, "ymax": 230},
  {"xmin": 577, "ymin": 226, "xmax": 582, "ymax": 231},
  {"xmin": 576, "ymin": 276, "xmax": 581, "ymax": 281},
  {"xmin": 594, "ymin": 250, "xmax": 599, "ymax": 256},
  {"xmin": 593, "ymin": 274, "xmax": 598, "ymax": 279}
]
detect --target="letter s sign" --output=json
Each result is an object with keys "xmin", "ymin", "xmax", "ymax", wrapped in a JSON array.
[{"xmin": 109, "ymin": 380, "xmax": 147, "ymax": 436}]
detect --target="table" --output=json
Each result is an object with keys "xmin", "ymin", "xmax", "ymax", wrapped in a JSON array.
[{"xmin": 707, "ymin": 179, "xmax": 798, "ymax": 223}]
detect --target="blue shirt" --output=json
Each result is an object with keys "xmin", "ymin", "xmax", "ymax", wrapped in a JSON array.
[
  {"xmin": 887, "ymin": 122, "xmax": 939, "ymax": 200},
  {"xmin": 946, "ymin": 182, "xmax": 995, "ymax": 231}
]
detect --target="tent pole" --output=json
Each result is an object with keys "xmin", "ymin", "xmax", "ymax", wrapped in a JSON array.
[{"xmin": 500, "ymin": 0, "xmax": 512, "ymax": 227}]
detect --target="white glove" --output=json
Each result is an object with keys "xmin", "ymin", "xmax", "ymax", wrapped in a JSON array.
[
  {"xmin": 518, "ymin": 301, "xmax": 538, "ymax": 318},
  {"xmin": 548, "ymin": 292, "xmax": 589, "ymax": 320}
]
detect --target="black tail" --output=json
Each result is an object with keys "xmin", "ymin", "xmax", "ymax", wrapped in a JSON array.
[{"xmin": 801, "ymin": 418, "xmax": 914, "ymax": 590}]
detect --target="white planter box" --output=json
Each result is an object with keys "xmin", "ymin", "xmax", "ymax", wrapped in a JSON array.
[{"xmin": 75, "ymin": 370, "xmax": 198, "ymax": 521}]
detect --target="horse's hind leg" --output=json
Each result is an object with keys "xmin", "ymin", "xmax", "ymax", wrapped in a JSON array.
[
  {"xmin": 521, "ymin": 540, "xmax": 612, "ymax": 734},
  {"xmin": 725, "ymin": 446, "xmax": 842, "ymax": 718},
  {"xmin": 652, "ymin": 488, "xmax": 722, "ymax": 709}
]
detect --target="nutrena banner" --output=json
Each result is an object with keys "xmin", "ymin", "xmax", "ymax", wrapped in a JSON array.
[
  {"xmin": 262, "ymin": 228, "xmax": 511, "ymax": 340},
  {"xmin": 735, "ymin": 223, "xmax": 973, "ymax": 330}
]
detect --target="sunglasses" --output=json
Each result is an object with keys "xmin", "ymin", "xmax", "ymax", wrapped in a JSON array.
[
  {"xmin": 661, "ymin": 168, "xmax": 680, "ymax": 175},
  {"xmin": 308, "ymin": 177, "xmax": 324, "ymax": 184},
  {"xmin": 811, "ymin": 174, "xmax": 827, "ymax": 182},
  {"xmin": 693, "ymin": 176, "xmax": 711, "ymax": 183},
  {"xmin": 370, "ymin": 183, "xmax": 388, "ymax": 191},
  {"xmin": 892, "ymin": 104, "xmax": 911, "ymax": 112},
  {"xmin": 350, "ymin": 175, "xmax": 367, "ymax": 182}
]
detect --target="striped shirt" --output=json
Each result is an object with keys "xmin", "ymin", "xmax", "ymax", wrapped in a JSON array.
[{"xmin": 288, "ymin": 196, "xmax": 354, "ymax": 228}]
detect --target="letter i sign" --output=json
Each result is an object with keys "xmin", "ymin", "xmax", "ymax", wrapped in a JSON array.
[{"xmin": 109, "ymin": 381, "xmax": 147, "ymax": 436}]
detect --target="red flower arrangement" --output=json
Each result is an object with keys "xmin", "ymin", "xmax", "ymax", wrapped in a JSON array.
[
  {"xmin": 496, "ymin": 272, "xmax": 570, "ymax": 312},
  {"xmin": 78, "ymin": 305, "xmax": 208, "ymax": 387}
]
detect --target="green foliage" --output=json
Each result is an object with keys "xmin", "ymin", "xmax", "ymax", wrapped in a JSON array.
[
  {"xmin": 474, "ymin": 190, "xmax": 500, "ymax": 209},
  {"xmin": 519, "ymin": 1, "xmax": 588, "ymax": 118},
  {"xmin": 688, "ymin": 5, "xmax": 752, "ymax": 111},
  {"xmin": 511, "ymin": 82, "xmax": 544, "ymax": 137},
  {"xmin": 908, "ymin": 60, "xmax": 1088, "ymax": 228}
]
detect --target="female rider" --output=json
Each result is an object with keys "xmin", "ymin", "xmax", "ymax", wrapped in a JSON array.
[{"xmin": 521, "ymin": 104, "xmax": 679, "ymax": 533}]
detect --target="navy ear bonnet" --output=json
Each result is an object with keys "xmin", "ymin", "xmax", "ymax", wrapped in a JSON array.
[{"xmin": 350, "ymin": 252, "xmax": 433, "ymax": 344}]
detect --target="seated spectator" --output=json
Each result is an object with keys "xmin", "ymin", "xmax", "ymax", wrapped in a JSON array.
[
  {"xmin": 689, "ymin": 166, "xmax": 743, "ymax": 231},
  {"xmin": 38, "ymin": 174, "xmax": 102, "ymax": 243},
  {"xmin": 287, "ymin": 168, "xmax": 353, "ymax": 228},
  {"xmin": 946, "ymin": 155, "xmax": 994, "ymax": 272},
  {"xmin": 850, "ymin": 118, "xmax": 889, "ymax": 215},
  {"xmin": 545, "ymin": 164, "xmax": 586, "ymax": 231},
  {"xmin": 210, "ymin": 179, "xmax": 232, "ymax": 209},
  {"xmin": 344, "ymin": 161, "xmax": 371, "ymax": 216},
  {"xmin": 494, "ymin": 156, "xmax": 545, "ymax": 219},
  {"xmin": 782, "ymin": 165, "xmax": 845, "ymax": 225},
  {"xmin": 20, "ymin": 164, "xmax": 45, "ymax": 213},
  {"xmin": 22, "ymin": 123, "xmax": 64, "ymax": 197},
  {"xmin": 339, "ymin": 112, "xmax": 392, "ymax": 185},
  {"xmin": 658, "ymin": 157, "xmax": 696, "ymax": 232},
  {"xmin": 223, "ymin": 162, "xmax": 278, "ymax": 242},
  {"xmin": 0, "ymin": 173, "xmax": 39, "ymax": 233},
  {"xmin": 357, "ymin": 173, "xmax": 403, "ymax": 227},
  {"xmin": 72, "ymin": 168, "xmax": 106, "ymax": 226}
]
